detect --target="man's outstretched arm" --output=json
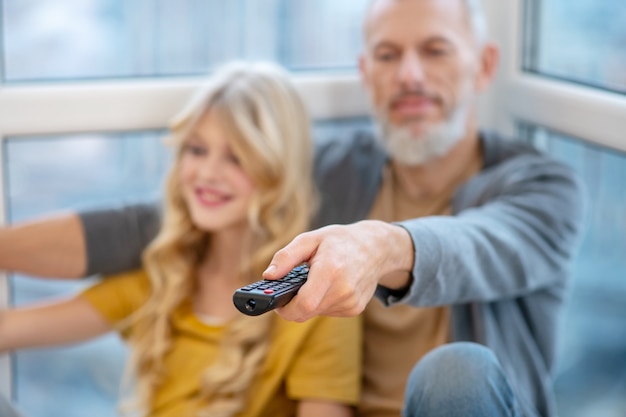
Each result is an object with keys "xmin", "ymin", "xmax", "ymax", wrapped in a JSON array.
[
  {"xmin": 0, "ymin": 213, "xmax": 86, "ymax": 278},
  {"xmin": 0, "ymin": 203, "xmax": 161, "ymax": 278},
  {"xmin": 263, "ymin": 154, "xmax": 585, "ymax": 322}
]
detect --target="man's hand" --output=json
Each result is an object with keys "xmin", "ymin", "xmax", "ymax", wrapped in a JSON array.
[
  {"xmin": 263, "ymin": 220, "xmax": 415, "ymax": 322},
  {"xmin": 0, "ymin": 213, "xmax": 87, "ymax": 278}
]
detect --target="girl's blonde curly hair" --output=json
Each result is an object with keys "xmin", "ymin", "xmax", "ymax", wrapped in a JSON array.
[{"xmin": 120, "ymin": 62, "xmax": 317, "ymax": 417}]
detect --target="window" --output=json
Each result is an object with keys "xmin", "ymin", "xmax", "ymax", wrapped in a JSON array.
[
  {"xmin": 3, "ymin": 0, "xmax": 367, "ymax": 82},
  {"xmin": 486, "ymin": 0, "xmax": 626, "ymax": 152},
  {"xmin": 5, "ymin": 132, "xmax": 169, "ymax": 222},
  {"xmin": 4, "ymin": 131, "xmax": 168, "ymax": 417},
  {"xmin": 522, "ymin": 0, "xmax": 626, "ymax": 94},
  {"xmin": 520, "ymin": 126, "xmax": 626, "ymax": 416}
]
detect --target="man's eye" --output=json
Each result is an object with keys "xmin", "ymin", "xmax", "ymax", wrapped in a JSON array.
[
  {"xmin": 375, "ymin": 52, "xmax": 398, "ymax": 62},
  {"xmin": 426, "ymin": 47, "xmax": 450, "ymax": 57}
]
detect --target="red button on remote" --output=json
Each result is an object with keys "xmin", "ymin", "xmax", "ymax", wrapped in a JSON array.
[{"xmin": 264, "ymin": 289, "xmax": 274, "ymax": 294}]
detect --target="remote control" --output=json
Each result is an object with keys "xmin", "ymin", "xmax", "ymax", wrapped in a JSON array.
[{"xmin": 233, "ymin": 264, "xmax": 309, "ymax": 316}]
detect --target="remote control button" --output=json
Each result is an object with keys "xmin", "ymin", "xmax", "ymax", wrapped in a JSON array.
[{"xmin": 233, "ymin": 264, "xmax": 309, "ymax": 316}]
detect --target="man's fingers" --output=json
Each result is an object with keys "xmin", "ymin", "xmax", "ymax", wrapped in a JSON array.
[
  {"xmin": 263, "ymin": 231, "xmax": 319, "ymax": 280},
  {"xmin": 275, "ymin": 267, "xmax": 369, "ymax": 321},
  {"xmin": 274, "ymin": 269, "xmax": 329, "ymax": 321},
  {"xmin": 267, "ymin": 222, "xmax": 389, "ymax": 321}
]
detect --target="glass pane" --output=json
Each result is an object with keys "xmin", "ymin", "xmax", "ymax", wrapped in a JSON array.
[
  {"xmin": 523, "ymin": 0, "xmax": 626, "ymax": 94},
  {"xmin": 520, "ymin": 125, "xmax": 626, "ymax": 417},
  {"xmin": 3, "ymin": 118, "xmax": 371, "ymax": 417},
  {"xmin": 2, "ymin": 0, "xmax": 367, "ymax": 82},
  {"xmin": 4, "ymin": 131, "xmax": 170, "ymax": 417}
]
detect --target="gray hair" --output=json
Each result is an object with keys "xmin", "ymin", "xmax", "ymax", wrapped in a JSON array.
[{"xmin": 364, "ymin": 0, "xmax": 489, "ymax": 46}]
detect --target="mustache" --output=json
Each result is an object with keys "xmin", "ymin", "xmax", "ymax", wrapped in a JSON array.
[{"xmin": 388, "ymin": 90, "xmax": 442, "ymax": 108}]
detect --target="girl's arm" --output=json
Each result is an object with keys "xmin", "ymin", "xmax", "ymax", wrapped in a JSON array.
[
  {"xmin": 297, "ymin": 400, "xmax": 353, "ymax": 417},
  {"xmin": 0, "ymin": 296, "xmax": 112, "ymax": 353}
]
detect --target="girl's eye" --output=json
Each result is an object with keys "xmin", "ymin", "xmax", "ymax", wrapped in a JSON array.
[
  {"xmin": 226, "ymin": 153, "xmax": 241, "ymax": 165},
  {"xmin": 184, "ymin": 143, "xmax": 206, "ymax": 156}
]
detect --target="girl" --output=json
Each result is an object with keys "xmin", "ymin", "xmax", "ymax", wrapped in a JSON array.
[{"xmin": 0, "ymin": 62, "xmax": 361, "ymax": 417}]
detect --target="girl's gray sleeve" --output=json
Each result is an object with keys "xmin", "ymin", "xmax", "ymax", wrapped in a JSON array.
[
  {"xmin": 378, "ymin": 154, "xmax": 586, "ymax": 306},
  {"xmin": 79, "ymin": 203, "xmax": 161, "ymax": 276}
]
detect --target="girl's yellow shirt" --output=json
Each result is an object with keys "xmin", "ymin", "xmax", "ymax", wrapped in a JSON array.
[{"xmin": 80, "ymin": 270, "xmax": 362, "ymax": 417}]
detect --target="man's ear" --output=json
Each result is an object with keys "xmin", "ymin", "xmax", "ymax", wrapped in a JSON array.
[{"xmin": 475, "ymin": 42, "xmax": 500, "ymax": 92}]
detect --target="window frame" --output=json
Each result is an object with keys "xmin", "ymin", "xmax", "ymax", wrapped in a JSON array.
[{"xmin": 485, "ymin": 0, "xmax": 626, "ymax": 152}]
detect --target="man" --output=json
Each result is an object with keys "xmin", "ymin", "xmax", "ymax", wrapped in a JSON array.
[{"xmin": 1, "ymin": 0, "xmax": 584, "ymax": 416}]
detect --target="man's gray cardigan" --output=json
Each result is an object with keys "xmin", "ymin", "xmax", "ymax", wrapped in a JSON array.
[{"xmin": 82, "ymin": 131, "xmax": 585, "ymax": 417}]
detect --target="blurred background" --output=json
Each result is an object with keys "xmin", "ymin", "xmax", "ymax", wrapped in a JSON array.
[{"xmin": 0, "ymin": 0, "xmax": 625, "ymax": 416}]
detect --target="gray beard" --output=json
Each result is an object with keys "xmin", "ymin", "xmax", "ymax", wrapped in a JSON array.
[{"xmin": 374, "ymin": 100, "xmax": 471, "ymax": 166}]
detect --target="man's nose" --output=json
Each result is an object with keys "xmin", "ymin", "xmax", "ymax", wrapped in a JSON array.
[{"xmin": 397, "ymin": 52, "xmax": 425, "ymax": 89}]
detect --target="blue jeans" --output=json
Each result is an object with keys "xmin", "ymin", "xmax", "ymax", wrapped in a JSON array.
[{"xmin": 403, "ymin": 342, "xmax": 523, "ymax": 417}]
